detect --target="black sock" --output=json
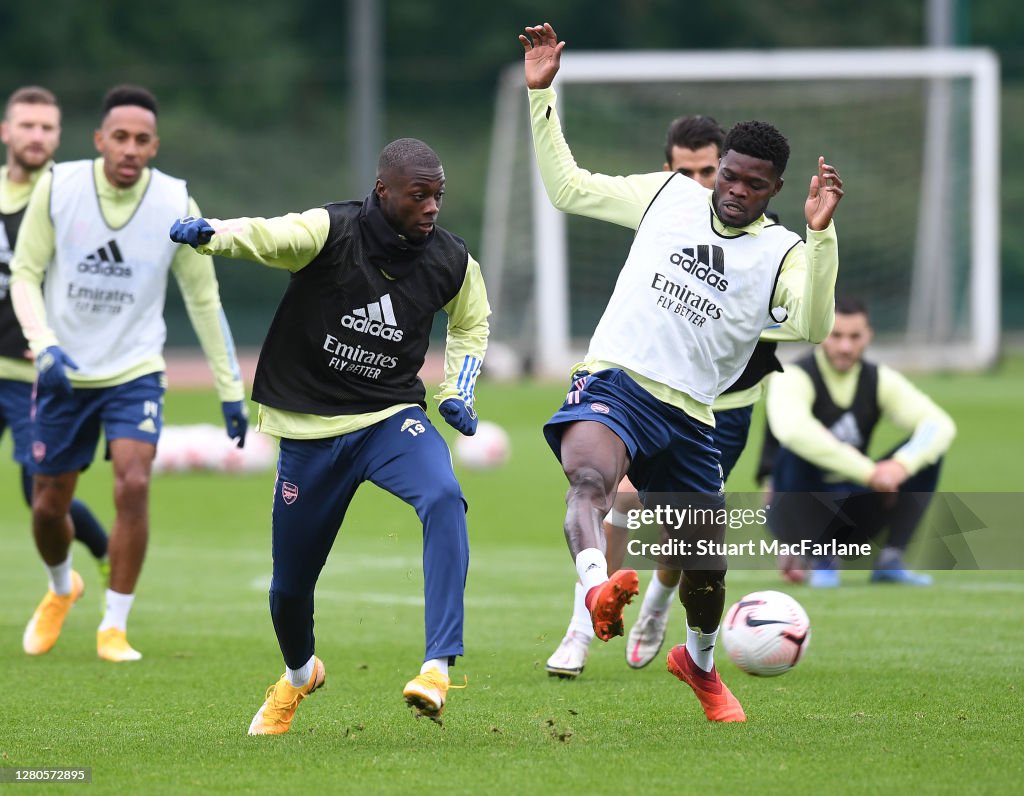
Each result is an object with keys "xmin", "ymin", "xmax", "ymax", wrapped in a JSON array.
[
  {"xmin": 70, "ymin": 499, "xmax": 109, "ymax": 560},
  {"xmin": 680, "ymin": 570, "xmax": 727, "ymax": 633}
]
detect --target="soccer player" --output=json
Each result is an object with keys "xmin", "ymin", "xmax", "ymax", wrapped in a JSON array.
[
  {"xmin": 545, "ymin": 116, "xmax": 800, "ymax": 678},
  {"xmin": 1, "ymin": 86, "xmax": 109, "ymax": 579},
  {"xmin": 170, "ymin": 137, "xmax": 489, "ymax": 735},
  {"xmin": 11, "ymin": 85, "xmax": 247, "ymax": 662},
  {"xmin": 765, "ymin": 297, "xmax": 955, "ymax": 587},
  {"xmin": 521, "ymin": 22, "xmax": 843, "ymax": 722}
]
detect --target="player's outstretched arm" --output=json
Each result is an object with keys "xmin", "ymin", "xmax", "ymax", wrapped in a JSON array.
[
  {"xmin": 171, "ymin": 209, "xmax": 329, "ymax": 272},
  {"xmin": 804, "ymin": 156, "xmax": 844, "ymax": 231},
  {"xmin": 519, "ymin": 23, "xmax": 666, "ymax": 230},
  {"xmin": 519, "ymin": 22, "xmax": 565, "ymax": 90}
]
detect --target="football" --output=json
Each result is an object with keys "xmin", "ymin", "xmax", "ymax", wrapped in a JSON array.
[
  {"xmin": 721, "ymin": 590, "xmax": 811, "ymax": 676},
  {"xmin": 454, "ymin": 420, "xmax": 511, "ymax": 469}
]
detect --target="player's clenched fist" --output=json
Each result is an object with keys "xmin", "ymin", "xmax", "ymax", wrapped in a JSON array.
[{"xmin": 169, "ymin": 216, "xmax": 215, "ymax": 247}]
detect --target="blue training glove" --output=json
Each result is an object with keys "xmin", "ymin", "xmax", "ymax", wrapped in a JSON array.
[
  {"xmin": 221, "ymin": 400, "xmax": 249, "ymax": 449},
  {"xmin": 169, "ymin": 216, "xmax": 215, "ymax": 247},
  {"xmin": 36, "ymin": 345, "xmax": 79, "ymax": 398},
  {"xmin": 439, "ymin": 398, "xmax": 478, "ymax": 436}
]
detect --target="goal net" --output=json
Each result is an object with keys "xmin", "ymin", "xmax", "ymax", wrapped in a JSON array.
[{"xmin": 481, "ymin": 49, "xmax": 1000, "ymax": 378}]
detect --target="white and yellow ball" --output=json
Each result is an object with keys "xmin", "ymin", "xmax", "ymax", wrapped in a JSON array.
[
  {"xmin": 721, "ymin": 590, "xmax": 811, "ymax": 676},
  {"xmin": 454, "ymin": 420, "xmax": 511, "ymax": 469}
]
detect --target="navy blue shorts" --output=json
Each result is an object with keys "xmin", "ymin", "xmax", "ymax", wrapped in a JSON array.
[
  {"xmin": 714, "ymin": 403, "xmax": 754, "ymax": 483},
  {"xmin": 543, "ymin": 368, "xmax": 723, "ymax": 501},
  {"xmin": 0, "ymin": 378, "xmax": 33, "ymax": 466},
  {"xmin": 32, "ymin": 372, "xmax": 165, "ymax": 475}
]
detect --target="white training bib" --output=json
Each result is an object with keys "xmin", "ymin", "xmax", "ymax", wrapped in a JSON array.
[
  {"xmin": 46, "ymin": 161, "xmax": 188, "ymax": 377},
  {"xmin": 587, "ymin": 173, "xmax": 801, "ymax": 404}
]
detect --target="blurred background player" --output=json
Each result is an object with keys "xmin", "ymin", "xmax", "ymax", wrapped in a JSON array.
[
  {"xmin": 0, "ymin": 86, "xmax": 109, "ymax": 581},
  {"xmin": 171, "ymin": 137, "xmax": 489, "ymax": 735},
  {"xmin": 765, "ymin": 296, "xmax": 955, "ymax": 587},
  {"xmin": 544, "ymin": 115, "xmax": 800, "ymax": 678},
  {"xmin": 11, "ymin": 85, "xmax": 247, "ymax": 662},
  {"xmin": 522, "ymin": 22, "xmax": 842, "ymax": 723}
]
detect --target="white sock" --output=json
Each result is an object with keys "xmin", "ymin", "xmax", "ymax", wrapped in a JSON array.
[
  {"xmin": 98, "ymin": 590, "xmax": 135, "ymax": 632},
  {"xmin": 46, "ymin": 555, "xmax": 73, "ymax": 596},
  {"xmin": 640, "ymin": 573, "xmax": 676, "ymax": 616},
  {"xmin": 420, "ymin": 658, "xmax": 449, "ymax": 677},
  {"xmin": 287, "ymin": 655, "xmax": 315, "ymax": 688},
  {"xmin": 575, "ymin": 548, "xmax": 608, "ymax": 593},
  {"xmin": 568, "ymin": 581, "xmax": 596, "ymax": 639},
  {"xmin": 686, "ymin": 625, "xmax": 719, "ymax": 673}
]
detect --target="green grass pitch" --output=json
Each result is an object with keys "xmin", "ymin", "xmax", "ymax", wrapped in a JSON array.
[{"xmin": 1, "ymin": 358, "xmax": 1023, "ymax": 794}]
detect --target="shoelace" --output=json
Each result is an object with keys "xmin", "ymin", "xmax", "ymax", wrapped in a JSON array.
[
  {"xmin": 269, "ymin": 680, "xmax": 307, "ymax": 707},
  {"xmin": 258, "ymin": 682, "xmax": 304, "ymax": 728}
]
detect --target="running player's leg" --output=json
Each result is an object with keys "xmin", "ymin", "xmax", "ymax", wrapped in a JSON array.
[
  {"xmin": 558, "ymin": 420, "xmax": 637, "ymax": 641},
  {"xmin": 96, "ymin": 375, "xmax": 165, "ymax": 661},
  {"xmin": 546, "ymin": 475, "xmax": 639, "ymax": 678},
  {"xmin": 662, "ymin": 500, "xmax": 743, "ymax": 721},
  {"xmin": 270, "ymin": 436, "xmax": 356, "ymax": 675},
  {"xmin": 627, "ymin": 405, "xmax": 751, "ymax": 668},
  {"xmin": 97, "ymin": 438, "xmax": 154, "ymax": 661},
  {"xmin": 19, "ymin": 466, "xmax": 108, "ymax": 568},
  {"xmin": 542, "ymin": 370, "xmax": 660, "ymax": 643},
  {"xmin": 626, "ymin": 408, "xmax": 744, "ymax": 721},
  {"xmin": 363, "ymin": 408, "xmax": 468, "ymax": 720},
  {"xmin": 22, "ymin": 384, "xmax": 93, "ymax": 655},
  {"xmin": 4, "ymin": 377, "xmax": 109, "ymax": 570},
  {"xmin": 666, "ymin": 562, "xmax": 744, "ymax": 722},
  {"xmin": 250, "ymin": 435, "xmax": 357, "ymax": 735}
]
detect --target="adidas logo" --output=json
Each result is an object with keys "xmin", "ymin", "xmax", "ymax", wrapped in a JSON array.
[
  {"xmin": 77, "ymin": 239, "xmax": 132, "ymax": 277},
  {"xmin": 0, "ymin": 220, "xmax": 12, "ymax": 265},
  {"xmin": 669, "ymin": 244, "xmax": 728, "ymax": 291},
  {"xmin": 341, "ymin": 294, "xmax": 404, "ymax": 341},
  {"xmin": 137, "ymin": 418, "xmax": 157, "ymax": 434},
  {"xmin": 829, "ymin": 411, "xmax": 863, "ymax": 448}
]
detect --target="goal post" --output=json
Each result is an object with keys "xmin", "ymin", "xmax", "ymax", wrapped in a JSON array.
[{"xmin": 481, "ymin": 48, "xmax": 1000, "ymax": 378}]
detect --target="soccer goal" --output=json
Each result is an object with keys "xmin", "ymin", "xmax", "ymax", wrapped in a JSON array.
[{"xmin": 481, "ymin": 49, "xmax": 1000, "ymax": 378}]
